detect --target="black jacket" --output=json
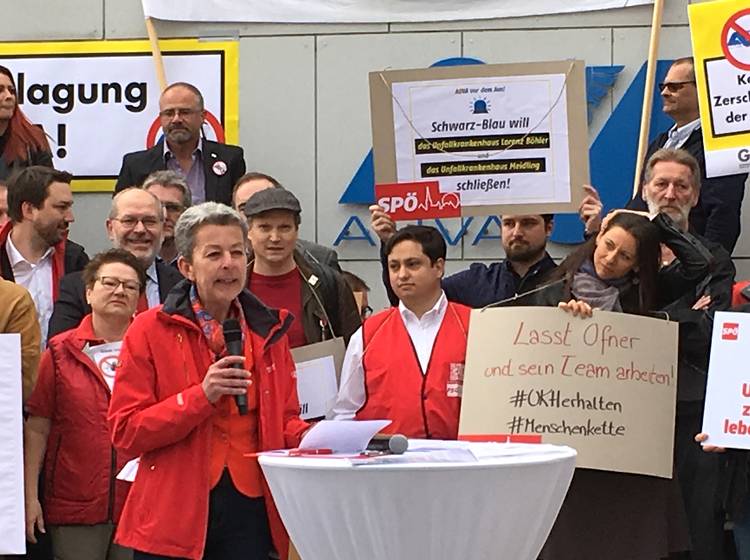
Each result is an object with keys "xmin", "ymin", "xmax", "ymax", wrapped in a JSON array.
[
  {"xmin": 657, "ymin": 234, "xmax": 734, "ymax": 403},
  {"xmin": 0, "ymin": 238, "xmax": 88, "ymax": 284},
  {"xmin": 114, "ymin": 138, "xmax": 246, "ymax": 206},
  {"xmin": 47, "ymin": 260, "xmax": 183, "ymax": 339},
  {"xmin": 627, "ymin": 127, "xmax": 747, "ymax": 254},
  {"xmin": 248, "ymin": 252, "xmax": 361, "ymax": 347}
]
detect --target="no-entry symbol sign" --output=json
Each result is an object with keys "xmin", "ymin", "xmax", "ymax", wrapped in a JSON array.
[{"xmin": 722, "ymin": 8, "xmax": 750, "ymax": 71}]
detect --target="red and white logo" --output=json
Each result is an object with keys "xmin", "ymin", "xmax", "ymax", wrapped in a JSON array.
[{"xmin": 722, "ymin": 323, "xmax": 739, "ymax": 340}]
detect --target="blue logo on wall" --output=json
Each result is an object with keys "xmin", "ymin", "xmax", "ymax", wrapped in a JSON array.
[{"xmin": 336, "ymin": 56, "xmax": 675, "ymax": 245}]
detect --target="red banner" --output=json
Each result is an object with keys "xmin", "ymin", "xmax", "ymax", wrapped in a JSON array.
[{"xmin": 374, "ymin": 181, "xmax": 461, "ymax": 221}]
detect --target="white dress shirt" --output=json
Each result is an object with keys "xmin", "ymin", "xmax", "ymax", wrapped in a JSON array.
[
  {"xmin": 663, "ymin": 118, "xmax": 701, "ymax": 149},
  {"xmin": 6, "ymin": 233, "xmax": 54, "ymax": 346},
  {"xmin": 145, "ymin": 261, "xmax": 160, "ymax": 308},
  {"xmin": 330, "ymin": 292, "xmax": 448, "ymax": 421}
]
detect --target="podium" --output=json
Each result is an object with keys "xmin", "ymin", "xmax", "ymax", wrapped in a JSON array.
[{"xmin": 260, "ymin": 441, "xmax": 576, "ymax": 560}]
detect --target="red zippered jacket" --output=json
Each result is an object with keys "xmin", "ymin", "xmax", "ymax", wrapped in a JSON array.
[
  {"xmin": 108, "ymin": 282, "xmax": 308, "ymax": 560},
  {"xmin": 26, "ymin": 314, "xmax": 132, "ymax": 524}
]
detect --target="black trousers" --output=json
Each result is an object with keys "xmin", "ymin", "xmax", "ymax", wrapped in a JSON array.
[{"xmin": 134, "ymin": 470, "xmax": 271, "ymax": 560}]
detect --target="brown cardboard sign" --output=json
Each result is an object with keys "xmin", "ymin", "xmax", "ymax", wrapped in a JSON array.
[
  {"xmin": 369, "ymin": 60, "xmax": 589, "ymax": 216},
  {"xmin": 458, "ymin": 307, "xmax": 678, "ymax": 478}
]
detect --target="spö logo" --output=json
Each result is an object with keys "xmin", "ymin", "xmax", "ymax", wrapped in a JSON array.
[
  {"xmin": 335, "ymin": 57, "xmax": 675, "ymax": 247},
  {"xmin": 722, "ymin": 323, "xmax": 740, "ymax": 340}
]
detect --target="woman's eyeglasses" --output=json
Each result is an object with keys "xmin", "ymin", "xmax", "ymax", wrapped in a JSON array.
[{"xmin": 96, "ymin": 276, "xmax": 141, "ymax": 294}]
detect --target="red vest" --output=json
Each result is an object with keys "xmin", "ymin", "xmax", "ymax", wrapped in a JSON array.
[{"xmin": 357, "ymin": 302, "xmax": 471, "ymax": 439}]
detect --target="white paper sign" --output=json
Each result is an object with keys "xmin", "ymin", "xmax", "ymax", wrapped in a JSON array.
[
  {"xmin": 391, "ymin": 74, "xmax": 571, "ymax": 207},
  {"xmin": 294, "ymin": 355, "xmax": 339, "ymax": 420},
  {"xmin": 702, "ymin": 311, "xmax": 750, "ymax": 449},
  {"xmin": 84, "ymin": 340, "xmax": 122, "ymax": 392},
  {"xmin": 0, "ymin": 334, "xmax": 25, "ymax": 555}
]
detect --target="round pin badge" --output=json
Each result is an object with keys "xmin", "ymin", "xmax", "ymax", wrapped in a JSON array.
[{"xmin": 212, "ymin": 161, "xmax": 228, "ymax": 176}]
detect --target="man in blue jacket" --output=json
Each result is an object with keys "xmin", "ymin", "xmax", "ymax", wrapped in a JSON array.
[{"xmin": 370, "ymin": 205, "xmax": 556, "ymax": 308}]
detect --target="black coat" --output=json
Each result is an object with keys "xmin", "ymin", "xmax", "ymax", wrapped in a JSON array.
[
  {"xmin": 627, "ymin": 128, "xmax": 747, "ymax": 254},
  {"xmin": 47, "ymin": 260, "xmax": 183, "ymax": 339},
  {"xmin": 114, "ymin": 138, "xmax": 246, "ymax": 206},
  {"xmin": 0, "ymin": 238, "xmax": 88, "ymax": 284}
]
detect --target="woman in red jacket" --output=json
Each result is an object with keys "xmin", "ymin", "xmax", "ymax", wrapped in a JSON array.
[
  {"xmin": 24, "ymin": 248, "xmax": 145, "ymax": 560},
  {"xmin": 108, "ymin": 202, "xmax": 308, "ymax": 560}
]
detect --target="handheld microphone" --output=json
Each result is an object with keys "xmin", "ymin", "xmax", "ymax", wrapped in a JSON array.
[
  {"xmin": 366, "ymin": 433, "xmax": 409, "ymax": 455},
  {"xmin": 222, "ymin": 319, "xmax": 247, "ymax": 415}
]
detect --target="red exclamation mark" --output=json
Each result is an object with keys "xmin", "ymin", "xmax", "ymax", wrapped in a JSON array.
[{"xmin": 56, "ymin": 124, "xmax": 67, "ymax": 158}]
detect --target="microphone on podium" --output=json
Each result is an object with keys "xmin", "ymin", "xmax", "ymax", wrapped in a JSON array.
[
  {"xmin": 366, "ymin": 433, "xmax": 409, "ymax": 455},
  {"xmin": 222, "ymin": 319, "xmax": 248, "ymax": 416}
]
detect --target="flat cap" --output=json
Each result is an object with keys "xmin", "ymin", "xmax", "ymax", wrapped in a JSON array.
[{"xmin": 242, "ymin": 187, "xmax": 301, "ymax": 218}]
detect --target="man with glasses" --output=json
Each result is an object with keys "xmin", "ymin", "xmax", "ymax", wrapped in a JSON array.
[
  {"xmin": 143, "ymin": 170, "xmax": 192, "ymax": 266},
  {"xmin": 48, "ymin": 188, "xmax": 182, "ymax": 338},
  {"xmin": 624, "ymin": 57, "xmax": 747, "ymax": 253},
  {"xmin": 114, "ymin": 82, "xmax": 245, "ymax": 206}
]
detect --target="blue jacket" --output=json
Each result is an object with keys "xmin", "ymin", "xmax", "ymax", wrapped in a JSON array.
[{"xmin": 381, "ymin": 243, "xmax": 557, "ymax": 308}]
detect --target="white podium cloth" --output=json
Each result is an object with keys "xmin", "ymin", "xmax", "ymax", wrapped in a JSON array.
[{"xmin": 259, "ymin": 441, "xmax": 576, "ymax": 560}]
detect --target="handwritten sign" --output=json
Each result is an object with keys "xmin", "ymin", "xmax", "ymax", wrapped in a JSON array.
[
  {"xmin": 458, "ymin": 307, "xmax": 678, "ymax": 478},
  {"xmin": 702, "ymin": 311, "xmax": 750, "ymax": 449}
]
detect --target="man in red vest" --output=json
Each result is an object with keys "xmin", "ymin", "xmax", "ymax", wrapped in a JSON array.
[{"xmin": 331, "ymin": 225, "xmax": 471, "ymax": 439}]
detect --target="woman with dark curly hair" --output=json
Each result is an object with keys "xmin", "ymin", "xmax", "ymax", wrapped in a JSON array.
[{"xmin": 0, "ymin": 65, "xmax": 52, "ymax": 180}]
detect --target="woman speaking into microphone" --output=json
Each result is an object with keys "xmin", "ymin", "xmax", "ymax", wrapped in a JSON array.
[{"xmin": 108, "ymin": 202, "xmax": 308, "ymax": 560}]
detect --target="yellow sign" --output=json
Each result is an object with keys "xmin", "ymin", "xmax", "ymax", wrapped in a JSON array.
[
  {"xmin": 689, "ymin": 0, "xmax": 750, "ymax": 177},
  {"xmin": 0, "ymin": 39, "xmax": 239, "ymax": 192}
]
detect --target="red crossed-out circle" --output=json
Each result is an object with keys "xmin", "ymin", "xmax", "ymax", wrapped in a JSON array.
[
  {"xmin": 146, "ymin": 110, "xmax": 226, "ymax": 149},
  {"xmin": 722, "ymin": 8, "xmax": 750, "ymax": 71}
]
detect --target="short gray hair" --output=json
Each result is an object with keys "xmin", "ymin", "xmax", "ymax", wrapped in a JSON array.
[
  {"xmin": 174, "ymin": 202, "xmax": 248, "ymax": 261},
  {"xmin": 142, "ymin": 170, "xmax": 192, "ymax": 208},
  {"xmin": 109, "ymin": 187, "xmax": 162, "ymax": 220},
  {"xmin": 643, "ymin": 148, "xmax": 701, "ymax": 192}
]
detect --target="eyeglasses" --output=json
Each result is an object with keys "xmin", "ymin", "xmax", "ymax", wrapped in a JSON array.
[
  {"xmin": 163, "ymin": 202, "xmax": 184, "ymax": 213},
  {"xmin": 111, "ymin": 216, "xmax": 162, "ymax": 230},
  {"xmin": 96, "ymin": 276, "xmax": 141, "ymax": 294},
  {"xmin": 658, "ymin": 81, "xmax": 695, "ymax": 93},
  {"xmin": 361, "ymin": 305, "xmax": 373, "ymax": 320},
  {"xmin": 159, "ymin": 108, "xmax": 201, "ymax": 119}
]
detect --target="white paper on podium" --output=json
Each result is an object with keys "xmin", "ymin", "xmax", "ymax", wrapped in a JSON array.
[
  {"xmin": 0, "ymin": 334, "xmax": 24, "ymax": 555},
  {"xmin": 299, "ymin": 419, "xmax": 391, "ymax": 453}
]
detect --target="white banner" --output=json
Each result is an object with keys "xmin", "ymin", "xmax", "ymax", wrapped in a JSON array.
[
  {"xmin": 142, "ymin": 0, "xmax": 653, "ymax": 24},
  {"xmin": 0, "ymin": 334, "xmax": 24, "ymax": 555},
  {"xmin": 702, "ymin": 311, "xmax": 750, "ymax": 450},
  {"xmin": 0, "ymin": 39, "xmax": 239, "ymax": 192},
  {"xmin": 392, "ymin": 73, "xmax": 571, "ymax": 206}
]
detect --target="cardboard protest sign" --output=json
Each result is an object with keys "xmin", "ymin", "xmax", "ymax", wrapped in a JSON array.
[
  {"xmin": 290, "ymin": 337, "xmax": 345, "ymax": 420},
  {"xmin": 688, "ymin": 0, "xmax": 750, "ymax": 177},
  {"xmin": 369, "ymin": 60, "xmax": 589, "ymax": 216},
  {"xmin": 702, "ymin": 311, "xmax": 750, "ymax": 449},
  {"xmin": 0, "ymin": 39, "xmax": 238, "ymax": 192},
  {"xmin": 0, "ymin": 334, "xmax": 24, "ymax": 554},
  {"xmin": 459, "ymin": 307, "xmax": 678, "ymax": 478}
]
